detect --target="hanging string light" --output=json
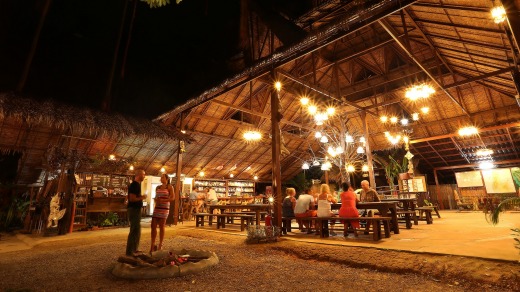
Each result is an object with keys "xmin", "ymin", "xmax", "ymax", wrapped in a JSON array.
[
  {"xmin": 243, "ymin": 131, "xmax": 262, "ymax": 141},
  {"xmin": 405, "ymin": 84, "xmax": 435, "ymax": 101},
  {"xmin": 458, "ymin": 126, "xmax": 479, "ymax": 136},
  {"xmin": 491, "ymin": 6, "xmax": 506, "ymax": 23}
]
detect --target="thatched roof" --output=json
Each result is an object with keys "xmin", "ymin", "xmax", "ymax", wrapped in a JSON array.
[
  {"xmin": 155, "ymin": 0, "xmax": 520, "ymax": 184},
  {"xmin": 0, "ymin": 92, "xmax": 191, "ymax": 185}
]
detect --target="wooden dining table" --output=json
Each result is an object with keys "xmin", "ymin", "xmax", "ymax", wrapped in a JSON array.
[
  {"xmin": 209, "ymin": 204, "xmax": 271, "ymax": 225},
  {"xmin": 382, "ymin": 198, "xmax": 419, "ymax": 227},
  {"xmin": 329, "ymin": 202, "xmax": 400, "ymax": 234}
]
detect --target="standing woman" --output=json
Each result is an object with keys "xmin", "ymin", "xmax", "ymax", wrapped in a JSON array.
[{"xmin": 150, "ymin": 173, "xmax": 174, "ymax": 253}]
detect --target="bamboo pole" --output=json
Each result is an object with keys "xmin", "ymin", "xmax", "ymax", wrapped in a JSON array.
[
  {"xmin": 271, "ymin": 71, "xmax": 282, "ymax": 228},
  {"xmin": 361, "ymin": 111, "xmax": 376, "ymax": 187}
]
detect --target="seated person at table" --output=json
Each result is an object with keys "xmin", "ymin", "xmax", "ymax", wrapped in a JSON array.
[
  {"xmin": 310, "ymin": 187, "xmax": 319, "ymax": 205},
  {"xmin": 317, "ymin": 184, "xmax": 337, "ymax": 215},
  {"xmin": 205, "ymin": 187, "xmax": 218, "ymax": 205},
  {"xmin": 339, "ymin": 182, "xmax": 359, "ymax": 237},
  {"xmin": 282, "ymin": 188, "xmax": 296, "ymax": 218},
  {"xmin": 359, "ymin": 180, "xmax": 379, "ymax": 233},
  {"xmin": 189, "ymin": 190, "xmax": 204, "ymax": 213},
  {"xmin": 360, "ymin": 180, "xmax": 380, "ymax": 202},
  {"xmin": 317, "ymin": 184, "xmax": 337, "ymax": 235},
  {"xmin": 294, "ymin": 188, "xmax": 317, "ymax": 232}
]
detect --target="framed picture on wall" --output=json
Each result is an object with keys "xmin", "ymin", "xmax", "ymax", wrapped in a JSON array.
[
  {"xmin": 511, "ymin": 167, "xmax": 520, "ymax": 188},
  {"xmin": 482, "ymin": 168, "xmax": 516, "ymax": 194},
  {"xmin": 455, "ymin": 171, "xmax": 483, "ymax": 187}
]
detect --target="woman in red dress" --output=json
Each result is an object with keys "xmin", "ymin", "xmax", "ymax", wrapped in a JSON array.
[{"xmin": 339, "ymin": 182, "xmax": 359, "ymax": 237}]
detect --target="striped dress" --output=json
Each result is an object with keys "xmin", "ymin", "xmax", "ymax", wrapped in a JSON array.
[{"xmin": 153, "ymin": 187, "xmax": 170, "ymax": 219}]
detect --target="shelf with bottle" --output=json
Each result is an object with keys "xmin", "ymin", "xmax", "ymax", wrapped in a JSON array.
[
  {"xmin": 194, "ymin": 179, "xmax": 227, "ymax": 187},
  {"xmin": 227, "ymin": 180, "xmax": 254, "ymax": 187},
  {"xmin": 228, "ymin": 187, "xmax": 255, "ymax": 193}
]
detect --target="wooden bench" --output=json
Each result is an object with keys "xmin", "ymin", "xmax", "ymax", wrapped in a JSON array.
[
  {"xmin": 195, "ymin": 213, "xmax": 254, "ymax": 231},
  {"xmin": 395, "ymin": 210, "xmax": 417, "ymax": 229},
  {"xmin": 415, "ymin": 207, "xmax": 434, "ymax": 224},
  {"xmin": 296, "ymin": 216, "xmax": 391, "ymax": 241}
]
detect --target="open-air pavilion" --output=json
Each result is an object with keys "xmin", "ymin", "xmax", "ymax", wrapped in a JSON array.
[{"xmin": 0, "ymin": 1, "xmax": 520, "ymax": 290}]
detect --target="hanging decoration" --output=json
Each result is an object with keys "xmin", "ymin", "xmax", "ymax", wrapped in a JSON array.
[
  {"xmin": 47, "ymin": 194, "xmax": 67, "ymax": 228},
  {"xmin": 141, "ymin": 0, "xmax": 182, "ymax": 8},
  {"xmin": 297, "ymin": 97, "xmax": 367, "ymax": 182}
]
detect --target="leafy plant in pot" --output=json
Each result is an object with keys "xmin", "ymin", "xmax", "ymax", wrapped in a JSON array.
[{"xmin": 384, "ymin": 156, "xmax": 409, "ymax": 190}]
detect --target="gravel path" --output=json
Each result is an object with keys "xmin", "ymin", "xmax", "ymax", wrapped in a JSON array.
[{"xmin": 0, "ymin": 228, "xmax": 516, "ymax": 291}]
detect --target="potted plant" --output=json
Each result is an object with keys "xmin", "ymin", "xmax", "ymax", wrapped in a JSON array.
[{"xmin": 385, "ymin": 156, "xmax": 408, "ymax": 189}]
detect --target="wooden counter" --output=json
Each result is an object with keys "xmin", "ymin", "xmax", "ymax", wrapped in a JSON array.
[{"xmin": 87, "ymin": 197, "xmax": 127, "ymax": 213}]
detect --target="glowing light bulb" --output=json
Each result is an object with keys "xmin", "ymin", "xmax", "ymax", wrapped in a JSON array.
[
  {"xmin": 199, "ymin": 171, "xmax": 205, "ymax": 177},
  {"xmin": 401, "ymin": 118, "xmax": 409, "ymax": 126},
  {"xmin": 254, "ymin": 175, "xmax": 258, "ymax": 180},
  {"xmin": 412, "ymin": 113, "xmax": 419, "ymax": 120},
  {"xmin": 458, "ymin": 126, "xmax": 478, "ymax": 136},
  {"xmin": 346, "ymin": 165, "xmax": 355, "ymax": 172},
  {"xmin": 421, "ymin": 107, "xmax": 429, "ymax": 114},
  {"xmin": 362, "ymin": 164, "xmax": 369, "ymax": 172},
  {"xmin": 345, "ymin": 135, "xmax": 354, "ymax": 143},
  {"xmin": 302, "ymin": 163, "xmax": 310, "ymax": 170},
  {"xmin": 315, "ymin": 132, "xmax": 322, "ymax": 139},
  {"xmin": 300, "ymin": 97, "xmax": 309, "ymax": 105},
  {"xmin": 380, "ymin": 116, "xmax": 388, "ymax": 123},
  {"xmin": 274, "ymin": 81, "xmax": 282, "ymax": 91},
  {"xmin": 326, "ymin": 107, "xmax": 335, "ymax": 116},
  {"xmin": 491, "ymin": 6, "xmax": 506, "ymax": 23},
  {"xmin": 320, "ymin": 136, "xmax": 329, "ymax": 143},
  {"xmin": 390, "ymin": 116, "xmax": 398, "ymax": 123},
  {"xmin": 308, "ymin": 105, "xmax": 318, "ymax": 115}
]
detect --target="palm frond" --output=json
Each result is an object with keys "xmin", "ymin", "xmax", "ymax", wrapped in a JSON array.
[{"xmin": 488, "ymin": 198, "xmax": 520, "ymax": 225}]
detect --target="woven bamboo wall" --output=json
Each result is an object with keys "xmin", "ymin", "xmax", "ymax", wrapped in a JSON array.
[{"xmin": 427, "ymin": 184, "xmax": 456, "ymax": 210}]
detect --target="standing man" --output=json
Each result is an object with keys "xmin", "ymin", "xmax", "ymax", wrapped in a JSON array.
[{"xmin": 126, "ymin": 169, "xmax": 147, "ymax": 256}]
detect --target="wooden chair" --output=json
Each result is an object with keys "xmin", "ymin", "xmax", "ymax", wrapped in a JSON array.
[{"xmin": 453, "ymin": 190, "xmax": 474, "ymax": 211}]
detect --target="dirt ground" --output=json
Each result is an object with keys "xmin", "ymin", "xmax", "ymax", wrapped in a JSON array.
[{"xmin": 0, "ymin": 226, "xmax": 519, "ymax": 291}]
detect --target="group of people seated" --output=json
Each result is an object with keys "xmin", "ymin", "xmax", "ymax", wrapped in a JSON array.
[
  {"xmin": 282, "ymin": 180, "xmax": 380, "ymax": 237},
  {"xmin": 185, "ymin": 187, "xmax": 218, "ymax": 215}
]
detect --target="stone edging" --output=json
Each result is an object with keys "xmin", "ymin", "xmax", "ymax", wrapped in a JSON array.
[{"xmin": 112, "ymin": 249, "xmax": 219, "ymax": 279}]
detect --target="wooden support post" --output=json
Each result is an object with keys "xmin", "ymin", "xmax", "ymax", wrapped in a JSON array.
[
  {"xmin": 168, "ymin": 112, "xmax": 185, "ymax": 225},
  {"xmin": 271, "ymin": 71, "xmax": 282, "ymax": 229},
  {"xmin": 325, "ymin": 170, "xmax": 329, "ymax": 185},
  {"xmin": 361, "ymin": 111, "xmax": 376, "ymax": 188},
  {"xmin": 434, "ymin": 169, "xmax": 444, "ymax": 209}
]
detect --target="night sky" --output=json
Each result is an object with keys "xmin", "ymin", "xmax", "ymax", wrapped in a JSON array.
[{"xmin": 0, "ymin": 0, "xmax": 310, "ymax": 119}]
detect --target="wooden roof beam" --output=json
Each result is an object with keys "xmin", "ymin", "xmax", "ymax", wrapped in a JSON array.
[
  {"xmin": 211, "ymin": 98, "xmax": 314, "ymax": 132},
  {"xmin": 378, "ymin": 19, "xmax": 469, "ymax": 116},
  {"xmin": 410, "ymin": 18, "xmax": 503, "ymax": 34},
  {"xmin": 410, "ymin": 122, "xmax": 520, "ymax": 144},
  {"xmin": 278, "ymin": 69, "xmax": 366, "ymax": 112},
  {"xmin": 411, "ymin": 2, "xmax": 489, "ymax": 13},
  {"xmin": 434, "ymin": 159, "xmax": 520, "ymax": 171},
  {"xmin": 449, "ymin": 137, "xmax": 472, "ymax": 164},
  {"xmin": 501, "ymin": 0, "xmax": 520, "ymax": 65},
  {"xmin": 444, "ymin": 67, "xmax": 515, "ymax": 90},
  {"xmin": 155, "ymin": 0, "xmax": 420, "ymax": 122}
]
